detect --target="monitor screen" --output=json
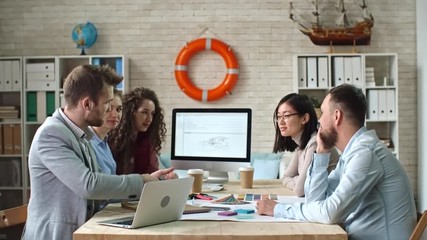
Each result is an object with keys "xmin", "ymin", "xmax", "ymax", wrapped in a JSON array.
[{"xmin": 171, "ymin": 108, "xmax": 252, "ymax": 177}]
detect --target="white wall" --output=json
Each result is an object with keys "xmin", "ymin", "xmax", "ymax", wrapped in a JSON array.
[
  {"xmin": 417, "ymin": 0, "xmax": 427, "ymax": 211},
  {"xmin": 0, "ymin": 0, "xmax": 420, "ymax": 202}
]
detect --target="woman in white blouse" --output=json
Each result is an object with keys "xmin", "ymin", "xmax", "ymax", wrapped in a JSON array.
[{"xmin": 273, "ymin": 93, "xmax": 338, "ymax": 197}]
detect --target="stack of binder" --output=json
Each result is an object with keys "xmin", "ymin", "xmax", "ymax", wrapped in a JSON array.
[
  {"xmin": 365, "ymin": 67, "xmax": 375, "ymax": 87},
  {"xmin": 0, "ymin": 106, "xmax": 19, "ymax": 119}
]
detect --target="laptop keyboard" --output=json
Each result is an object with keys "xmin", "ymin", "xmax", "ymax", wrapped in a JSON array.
[{"xmin": 116, "ymin": 219, "xmax": 133, "ymax": 225}]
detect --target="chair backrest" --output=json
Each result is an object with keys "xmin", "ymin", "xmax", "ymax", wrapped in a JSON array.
[
  {"xmin": 0, "ymin": 205, "xmax": 27, "ymax": 228},
  {"xmin": 410, "ymin": 210, "xmax": 427, "ymax": 240}
]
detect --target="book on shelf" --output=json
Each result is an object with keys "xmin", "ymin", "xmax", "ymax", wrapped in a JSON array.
[
  {"xmin": 365, "ymin": 67, "xmax": 375, "ymax": 87},
  {"xmin": 0, "ymin": 106, "xmax": 19, "ymax": 119}
]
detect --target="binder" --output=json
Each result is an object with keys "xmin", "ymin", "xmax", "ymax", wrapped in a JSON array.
[
  {"xmin": 306, "ymin": 57, "xmax": 318, "ymax": 87},
  {"xmin": 3, "ymin": 61, "xmax": 12, "ymax": 91},
  {"xmin": 115, "ymin": 58, "xmax": 124, "ymax": 90},
  {"xmin": 378, "ymin": 90, "xmax": 387, "ymax": 120},
  {"xmin": 343, "ymin": 57, "xmax": 353, "ymax": 85},
  {"xmin": 59, "ymin": 93, "xmax": 66, "ymax": 108},
  {"xmin": 297, "ymin": 57, "xmax": 307, "ymax": 87},
  {"xmin": 352, "ymin": 57, "xmax": 363, "ymax": 87},
  {"xmin": 386, "ymin": 90, "xmax": 396, "ymax": 120},
  {"xmin": 3, "ymin": 124, "xmax": 13, "ymax": 154},
  {"xmin": 92, "ymin": 58, "xmax": 100, "ymax": 66},
  {"xmin": 36, "ymin": 91, "xmax": 47, "ymax": 122},
  {"xmin": 0, "ymin": 125, "xmax": 3, "ymax": 154},
  {"xmin": 11, "ymin": 60, "xmax": 21, "ymax": 91},
  {"xmin": 12, "ymin": 124, "xmax": 21, "ymax": 154},
  {"xmin": 333, "ymin": 57, "xmax": 344, "ymax": 86},
  {"xmin": 317, "ymin": 57, "xmax": 329, "ymax": 88},
  {"xmin": 26, "ymin": 92, "xmax": 37, "ymax": 122},
  {"xmin": 367, "ymin": 90, "xmax": 378, "ymax": 120},
  {"xmin": 46, "ymin": 91, "xmax": 56, "ymax": 117},
  {"xmin": 0, "ymin": 61, "xmax": 4, "ymax": 90}
]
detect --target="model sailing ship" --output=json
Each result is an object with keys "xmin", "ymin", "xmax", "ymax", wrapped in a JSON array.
[{"xmin": 289, "ymin": 0, "xmax": 374, "ymax": 46}]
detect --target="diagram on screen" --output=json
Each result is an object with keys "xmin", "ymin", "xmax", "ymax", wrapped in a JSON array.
[{"xmin": 201, "ymin": 136, "xmax": 230, "ymax": 151}]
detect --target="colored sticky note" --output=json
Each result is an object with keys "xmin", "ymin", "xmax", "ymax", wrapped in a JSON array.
[
  {"xmin": 235, "ymin": 215, "xmax": 255, "ymax": 219},
  {"xmin": 244, "ymin": 194, "xmax": 253, "ymax": 201},
  {"xmin": 218, "ymin": 211, "xmax": 238, "ymax": 216},
  {"xmin": 234, "ymin": 209, "xmax": 255, "ymax": 214}
]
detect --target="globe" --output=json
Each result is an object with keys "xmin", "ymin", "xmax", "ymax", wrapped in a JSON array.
[{"xmin": 71, "ymin": 22, "xmax": 97, "ymax": 55}]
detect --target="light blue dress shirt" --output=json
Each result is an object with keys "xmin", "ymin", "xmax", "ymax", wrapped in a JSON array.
[
  {"xmin": 274, "ymin": 127, "xmax": 417, "ymax": 240},
  {"xmin": 89, "ymin": 128, "xmax": 116, "ymax": 174}
]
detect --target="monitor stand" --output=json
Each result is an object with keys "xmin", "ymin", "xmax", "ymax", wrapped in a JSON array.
[{"xmin": 205, "ymin": 171, "xmax": 229, "ymax": 184}]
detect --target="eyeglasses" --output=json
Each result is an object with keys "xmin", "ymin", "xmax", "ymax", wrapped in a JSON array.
[{"xmin": 275, "ymin": 113, "xmax": 299, "ymax": 122}]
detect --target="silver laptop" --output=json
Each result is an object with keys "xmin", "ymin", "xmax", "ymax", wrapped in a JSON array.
[{"xmin": 98, "ymin": 177, "xmax": 193, "ymax": 229}]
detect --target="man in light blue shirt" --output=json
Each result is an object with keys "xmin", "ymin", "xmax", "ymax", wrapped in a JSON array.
[{"xmin": 257, "ymin": 84, "xmax": 417, "ymax": 240}]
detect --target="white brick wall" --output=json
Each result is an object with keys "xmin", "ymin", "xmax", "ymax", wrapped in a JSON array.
[{"xmin": 0, "ymin": 0, "xmax": 418, "ymax": 197}]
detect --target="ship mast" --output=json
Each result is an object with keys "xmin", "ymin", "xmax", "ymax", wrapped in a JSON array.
[
  {"xmin": 336, "ymin": 0, "xmax": 350, "ymax": 28},
  {"xmin": 289, "ymin": 2, "xmax": 309, "ymax": 30},
  {"xmin": 312, "ymin": 0, "xmax": 320, "ymax": 28}
]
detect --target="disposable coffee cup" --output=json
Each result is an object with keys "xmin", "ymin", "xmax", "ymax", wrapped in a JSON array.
[
  {"xmin": 239, "ymin": 166, "xmax": 254, "ymax": 189},
  {"xmin": 187, "ymin": 169, "xmax": 204, "ymax": 193}
]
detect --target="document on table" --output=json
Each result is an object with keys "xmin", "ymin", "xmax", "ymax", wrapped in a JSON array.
[{"xmin": 180, "ymin": 195, "xmax": 304, "ymax": 222}]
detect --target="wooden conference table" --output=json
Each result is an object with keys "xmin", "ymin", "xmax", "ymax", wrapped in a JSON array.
[{"xmin": 73, "ymin": 180, "xmax": 347, "ymax": 240}]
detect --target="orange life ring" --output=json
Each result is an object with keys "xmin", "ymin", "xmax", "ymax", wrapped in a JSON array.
[{"xmin": 174, "ymin": 38, "xmax": 239, "ymax": 102}]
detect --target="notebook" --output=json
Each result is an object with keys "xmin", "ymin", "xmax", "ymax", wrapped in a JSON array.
[{"xmin": 98, "ymin": 177, "xmax": 193, "ymax": 229}]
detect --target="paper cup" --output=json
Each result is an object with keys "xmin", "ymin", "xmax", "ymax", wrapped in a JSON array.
[
  {"xmin": 239, "ymin": 166, "xmax": 254, "ymax": 189},
  {"xmin": 187, "ymin": 169, "xmax": 204, "ymax": 193}
]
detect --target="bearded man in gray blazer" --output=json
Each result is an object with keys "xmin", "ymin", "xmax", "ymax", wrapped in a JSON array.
[{"xmin": 21, "ymin": 65, "xmax": 175, "ymax": 240}]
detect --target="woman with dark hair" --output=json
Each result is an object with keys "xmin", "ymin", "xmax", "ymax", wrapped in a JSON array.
[
  {"xmin": 273, "ymin": 93, "xmax": 338, "ymax": 197},
  {"xmin": 108, "ymin": 87, "xmax": 176, "ymax": 179}
]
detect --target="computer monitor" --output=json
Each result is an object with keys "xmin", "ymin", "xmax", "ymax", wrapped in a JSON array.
[{"xmin": 171, "ymin": 108, "xmax": 252, "ymax": 183}]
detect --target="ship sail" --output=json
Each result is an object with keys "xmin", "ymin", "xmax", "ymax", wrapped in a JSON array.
[{"xmin": 289, "ymin": 0, "xmax": 374, "ymax": 46}]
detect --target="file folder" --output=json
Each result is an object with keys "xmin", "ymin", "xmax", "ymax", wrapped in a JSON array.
[
  {"xmin": 307, "ymin": 57, "xmax": 318, "ymax": 88},
  {"xmin": 386, "ymin": 90, "xmax": 396, "ymax": 120},
  {"xmin": 317, "ymin": 57, "xmax": 328, "ymax": 88},
  {"xmin": 297, "ymin": 57, "xmax": 307, "ymax": 87},
  {"xmin": 367, "ymin": 90, "xmax": 378, "ymax": 120},
  {"xmin": 3, "ymin": 124, "xmax": 13, "ymax": 154},
  {"xmin": 46, "ymin": 91, "xmax": 56, "ymax": 117},
  {"xmin": 0, "ymin": 61, "xmax": 4, "ymax": 90},
  {"xmin": 12, "ymin": 124, "xmax": 21, "ymax": 154},
  {"xmin": 344, "ymin": 57, "xmax": 353, "ymax": 85},
  {"xmin": 378, "ymin": 90, "xmax": 387, "ymax": 120},
  {"xmin": 333, "ymin": 57, "xmax": 344, "ymax": 86},
  {"xmin": 11, "ymin": 60, "xmax": 21, "ymax": 91},
  {"xmin": 0, "ymin": 125, "xmax": 3, "ymax": 154},
  {"xmin": 352, "ymin": 57, "xmax": 362, "ymax": 87},
  {"xmin": 36, "ymin": 91, "xmax": 47, "ymax": 122},
  {"xmin": 3, "ymin": 61, "xmax": 12, "ymax": 91},
  {"xmin": 26, "ymin": 92, "xmax": 37, "ymax": 122}
]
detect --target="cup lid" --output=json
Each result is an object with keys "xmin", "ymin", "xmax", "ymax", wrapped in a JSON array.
[
  {"xmin": 239, "ymin": 166, "xmax": 254, "ymax": 171},
  {"xmin": 187, "ymin": 169, "xmax": 204, "ymax": 174}
]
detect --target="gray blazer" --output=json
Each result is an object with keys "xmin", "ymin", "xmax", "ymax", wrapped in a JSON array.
[{"xmin": 22, "ymin": 109, "xmax": 143, "ymax": 240}]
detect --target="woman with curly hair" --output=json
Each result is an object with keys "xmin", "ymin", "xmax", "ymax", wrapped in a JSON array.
[{"xmin": 108, "ymin": 87, "xmax": 176, "ymax": 178}]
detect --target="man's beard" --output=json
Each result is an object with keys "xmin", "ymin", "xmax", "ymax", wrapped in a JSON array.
[
  {"xmin": 87, "ymin": 111, "xmax": 104, "ymax": 127},
  {"xmin": 319, "ymin": 126, "xmax": 338, "ymax": 150}
]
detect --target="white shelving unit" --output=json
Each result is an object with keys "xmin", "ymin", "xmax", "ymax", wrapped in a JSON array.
[
  {"xmin": 0, "ymin": 55, "xmax": 127, "ymax": 209},
  {"xmin": 0, "ymin": 57, "xmax": 24, "ymax": 209},
  {"xmin": 293, "ymin": 53, "xmax": 399, "ymax": 157}
]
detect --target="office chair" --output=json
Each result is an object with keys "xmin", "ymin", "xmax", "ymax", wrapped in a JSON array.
[{"xmin": 410, "ymin": 210, "xmax": 427, "ymax": 240}]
